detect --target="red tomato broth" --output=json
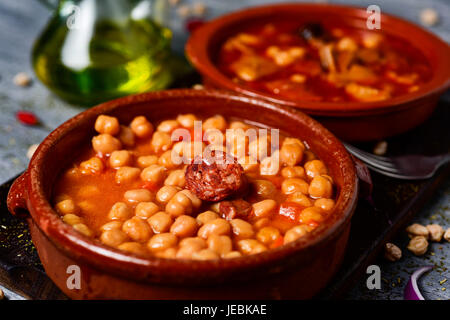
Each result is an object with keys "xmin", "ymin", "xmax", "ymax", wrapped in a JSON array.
[{"xmin": 216, "ymin": 19, "xmax": 432, "ymax": 103}]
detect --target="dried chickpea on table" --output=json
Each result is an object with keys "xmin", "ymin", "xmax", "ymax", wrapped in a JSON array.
[{"xmin": 52, "ymin": 113, "xmax": 338, "ymax": 260}]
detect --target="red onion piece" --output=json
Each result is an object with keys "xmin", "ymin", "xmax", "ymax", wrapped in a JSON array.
[{"xmin": 404, "ymin": 265, "xmax": 434, "ymax": 300}]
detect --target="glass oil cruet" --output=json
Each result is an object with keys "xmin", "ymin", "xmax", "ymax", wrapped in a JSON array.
[{"xmin": 32, "ymin": 0, "xmax": 179, "ymax": 105}]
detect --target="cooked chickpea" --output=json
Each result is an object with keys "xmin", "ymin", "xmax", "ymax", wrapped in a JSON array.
[
  {"xmin": 115, "ymin": 167, "xmax": 141, "ymax": 184},
  {"xmin": 237, "ymin": 239, "xmax": 267, "ymax": 255},
  {"xmin": 158, "ymin": 150, "xmax": 179, "ymax": 169},
  {"xmin": 177, "ymin": 114, "xmax": 197, "ymax": 128},
  {"xmin": 77, "ymin": 185, "xmax": 100, "ymax": 198},
  {"xmin": 223, "ymin": 251, "xmax": 242, "ymax": 259},
  {"xmin": 135, "ymin": 202, "xmax": 160, "ymax": 219},
  {"xmin": 256, "ymin": 227, "xmax": 280, "ymax": 245},
  {"xmin": 124, "ymin": 189, "xmax": 154, "ymax": 203},
  {"xmin": 73, "ymin": 223, "xmax": 93, "ymax": 237},
  {"xmin": 207, "ymin": 234, "xmax": 232, "ymax": 256},
  {"xmin": 203, "ymin": 115, "xmax": 227, "ymax": 131},
  {"xmin": 172, "ymin": 141, "xmax": 205, "ymax": 162},
  {"xmin": 226, "ymin": 130, "xmax": 248, "ymax": 158},
  {"xmin": 229, "ymin": 121, "xmax": 250, "ymax": 130},
  {"xmin": 118, "ymin": 242, "xmax": 147, "ymax": 256},
  {"xmin": 164, "ymin": 169, "xmax": 185, "ymax": 188},
  {"xmin": 253, "ymin": 180, "xmax": 276, "ymax": 199},
  {"xmin": 137, "ymin": 155, "xmax": 158, "ymax": 168},
  {"xmin": 179, "ymin": 237, "xmax": 207, "ymax": 249},
  {"xmin": 230, "ymin": 219, "xmax": 254, "ymax": 239},
  {"xmin": 238, "ymin": 156, "xmax": 258, "ymax": 172},
  {"xmin": 171, "ymin": 191, "xmax": 193, "ymax": 208},
  {"xmin": 80, "ymin": 157, "xmax": 104, "ymax": 174},
  {"xmin": 155, "ymin": 247, "xmax": 177, "ymax": 259},
  {"xmin": 109, "ymin": 150, "xmax": 132, "ymax": 168},
  {"xmin": 100, "ymin": 221, "xmax": 123, "ymax": 232},
  {"xmin": 176, "ymin": 237, "xmax": 207, "ymax": 258},
  {"xmin": 157, "ymin": 120, "xmax": 179, "ymax": 133},
  {"xmin": 308, "ymin": 175, "xmax": 333, "ymax": 198},
  {"xmin": 192, "ymin": 249, "xmax": 220, "ymax": 260},
  {"xmin": 100, "ymin": 229, "xmax": 128, "ymax": 247},
  {"xmin": 280, "ymin": 143, "xmax": 303, "ymax": 166},
  {"xmin": 252, "ymin": 199, "xmax": 277, "ymax": 218},
  {"xmin": 77, "ymin": 201, "xmax": 95, "ymax": 214},
  {"xmin": 253, "ymin": 218, "xmax": 270, "ymax": 231},
  {"xmin": 260, "ymin": 154, "xmax": 280, "ymax": 176},
  {"xmin": 147, "ymin": 233, "xmax": 178, "ymax": 252},
  {"xmin": 118, "ymin": 125, "xmax": 135, "ymax": 147},
  {"xmin": 130, "ymin": 116, "xmax": 154, "ymax": 138},
  {"xmin": 140, "ymin": 164, "xmax": 167, "ymax": 184},
  {"xmin": 150, "ymin": 131, "xmax": 172, "ymax": 153},
  {"xmin": 281, "ymin": 166, "xmax": 305, "ymax": 179},
  {"xmin": 282, "ymin": 137, "xmax": 305, "ymax": 150},
  {"xmin": 55, "ymin": 199, "xmax": 79, "ymax": 215},
  {"xmin": 287, "ymin": 192, "xmax": 312, "ymax": 207},
  {"xmin": 54, "ymin": 193, "xmax": 71, "ymax": 203},
  {"xmin": 62, "ymin": 213, "xmax": 83, "ymax": 226},
  {"xmin": 95, "ymin": 115, "xmax": 120, "ymax": 135},
  {"xmin": 204, "ymin": 129, "xmax": 225, "ymax": 145},
  {"xmin": 281, "ymin": 178, "xmax": 309, "ymax": 195},
  {"xmin": 179, "ymin": 189, "xmax": 202, "ymax": 209},
  {"xmin": 92, "ymin": 134, "xmax": 122, "ymax": 154},
  {"xmin": 122, "ymin": 216, "xmax": 152, "ymax": 242},
  {"xmin": 304, "ymin": 160, "xmax": 328, "ymax": 178},
  {"xmin": 156, "ymin": 185, "xmax": 180, "ymax": 204},
  {"xmin": 196, "ymin": 211, "xmax": 219, "ymax": 226},
  {"xmin": 248, "ymin": 138, "xmax": 269, "ymax": 161},
  {"xmin": 170, "ymin": 215, "xmax": 198, "ymax": 238},
  {"xmin": 284, "ymin": 225, "xmax": 309, "ymax": 244},
  {"xmin": 198, "ymin": 218, "xmax": 231, "ymax": 239},
  {"xmin": 298, "ymin": 207, "xmax": 324, "ymax": 224},
  {"xmin": 108, "ymin": 202, "xmax": 132, "ymax": 221},
  {"xmin": 165, "ymin": 192, "xmax": 193, "ymax": 217},
  {"xmin": 147, "ymin": 211, "xmax": 173, "ymax": 233},
  {"xmin": 314, "ymin": 198, "xmax": 335, "ymax": 212}
]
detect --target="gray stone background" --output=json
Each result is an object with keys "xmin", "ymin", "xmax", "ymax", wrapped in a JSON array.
[{"xmin": 0, "ymin": 0, "xmax": 448, "ymax": 299}]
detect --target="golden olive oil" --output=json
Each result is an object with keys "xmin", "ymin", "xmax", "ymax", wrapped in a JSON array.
[{"xmin": 33, "ymin": 17, "xmax": 174, "ymax": 105}]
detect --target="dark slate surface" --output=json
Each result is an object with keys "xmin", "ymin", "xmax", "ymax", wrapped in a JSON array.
[{"xmin": 0, "ymin": 0, "xmax": 448, "ymax": 300}]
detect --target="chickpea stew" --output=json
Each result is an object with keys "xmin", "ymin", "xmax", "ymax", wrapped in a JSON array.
[
  {"xmin": 53, "ymin": 113, "xmax": 337, "ymax": 260},
  {"xmin": 217, "ymin": 20, "xmax": 432, "ymax": 103}
]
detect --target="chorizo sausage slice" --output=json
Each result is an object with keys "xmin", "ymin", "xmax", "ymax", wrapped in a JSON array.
[
  {"xmin": 219, "ymin": 199, "xmax": 253, "ymax": 220},
  {"xmin": 185, "ymin": 150, "xmax": 248, "ymax": 202}
]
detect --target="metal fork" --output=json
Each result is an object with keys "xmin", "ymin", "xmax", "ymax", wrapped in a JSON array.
[{"xmin": 343, "ymin": 142, "xmax": 450, "ymax": 180}]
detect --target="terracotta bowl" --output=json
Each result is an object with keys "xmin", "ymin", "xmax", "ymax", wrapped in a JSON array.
[
  {"xmin": 186, "ymin": 3, "xmax": 450, "ymax": 141},
  {"xmin": 7, "ymin": 89, "xmax": 358, "ymax": 299}
]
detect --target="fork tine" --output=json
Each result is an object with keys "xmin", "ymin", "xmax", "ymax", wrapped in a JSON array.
[
  {"xmin": 342, "ymin": 142, "xmax": 391, "ymax": 161},
  {"xmin": 364, "ymin": 163, "xmax": 429, "ymax": 180},
  {"xmin": 343, "ymin": 143, "xmax": 400, "ymax": 173}
]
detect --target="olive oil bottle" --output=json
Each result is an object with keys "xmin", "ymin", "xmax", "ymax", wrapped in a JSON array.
[{"xmin": 32, "ymin": 0, "xmax": 176, "ymax": 105}]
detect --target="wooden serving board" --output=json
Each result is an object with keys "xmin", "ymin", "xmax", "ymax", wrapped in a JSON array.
[{"xmin": 0, "ymin": 101, "xmax": 448, "ymax": 300}]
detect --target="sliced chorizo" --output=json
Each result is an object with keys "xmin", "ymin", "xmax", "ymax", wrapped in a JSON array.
[
  {"xmin": 185, "ymin": 150, "xmax": 248, "ymax": 202},
  {"xmin": 219, "ymin": 199, "xmax": 253, "ymax": 220}
]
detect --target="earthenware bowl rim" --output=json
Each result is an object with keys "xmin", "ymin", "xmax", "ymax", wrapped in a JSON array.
[
  {"xmin": 185, "ymin": 3, "xmax": 450, "ymax": 117},
  {"xmin": 24, "ymin": 89, "xmax": 358, "ymax": 280}
]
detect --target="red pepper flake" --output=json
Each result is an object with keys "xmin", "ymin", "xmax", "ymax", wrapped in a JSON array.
[
  {"xmin": 185, "ymin": 18, "xmax": 205, "ymax": 33},
  {"xmin": 16, "ymin": 111, "xmax": 39, "ymax": 126}
]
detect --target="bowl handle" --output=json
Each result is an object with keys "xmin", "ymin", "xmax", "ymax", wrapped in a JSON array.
[{"xmin": 7, "ymin": 171, "xmax": 30, "ymax": 217}]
